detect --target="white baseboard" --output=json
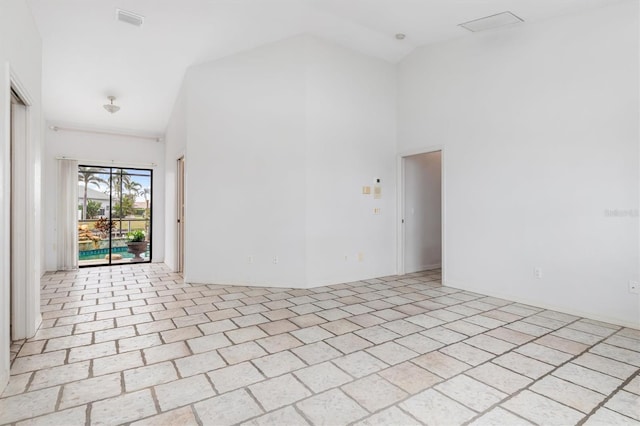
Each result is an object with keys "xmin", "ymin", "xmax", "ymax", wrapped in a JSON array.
[{"xmin": 444, "ymin": 279, "xmax": 640, "ymax": 330}]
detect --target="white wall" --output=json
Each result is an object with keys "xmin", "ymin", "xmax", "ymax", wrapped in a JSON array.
[
  {"xmin": 180, "ymin": 35, "xmax": 396, "ymax": 288},
  {"xmin": 163, "ymin": 84, "xmax": 187, "ymax": 272},
  {"xmin": 0, "ymin": 0, "xmax": 43, "ymax": 393},
  {"xmin": 404, "ymin": 151, "xmax": 442, "ymax": 273},
  {"xmin": 44, "ymin": 127, "xmax": 166, "ymax": 271},
  {"xmin": 185, "ymin": 36, "xmax": 307, "ymax": 287},
  {"xmin": 305, "ymin": 37, "xmax": 396, "ymax": 286},
  {"xmin": 398, "ymin": 0, "xmax": 639, "ymax": 327}
]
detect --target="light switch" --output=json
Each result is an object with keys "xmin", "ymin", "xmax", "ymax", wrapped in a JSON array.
[
  {"xmin": 373, "ymin": 185, "xmax": 382, "ymax": 199},
  {"xmin": 362, "ymin": 186, "xmax": 371, "ymax": 195}
]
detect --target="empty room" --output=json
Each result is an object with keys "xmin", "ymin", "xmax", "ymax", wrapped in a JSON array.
[{"xmin": 0, "ymin": 0, "xmax": 638, "ymax": 424}]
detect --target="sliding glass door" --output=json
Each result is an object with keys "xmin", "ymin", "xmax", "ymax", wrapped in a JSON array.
[{"xmin": 78, "ymin": 165, "xmax": 152, "ymax": 267}]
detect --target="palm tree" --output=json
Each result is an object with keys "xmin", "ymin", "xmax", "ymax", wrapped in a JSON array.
[
  {"xmin": 78, "ymin": 167, "xmax": 107, "ymax": 220},
  {"xmin": 125, "ymin": 180, "xmax": 142, "ymax": 197}
]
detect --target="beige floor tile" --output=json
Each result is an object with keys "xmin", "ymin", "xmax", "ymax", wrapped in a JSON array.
[
  {"xmin": 291, "ymin": 326, "xmax": 334, "ymax": 344},
  {"xmin": 333, "ymin": 351, "xmax": 388, "ymax": 378},
  {"xmin": 625, "ymin": 375, "xmax": 640, "ymax": 395},
  {"xmin": 60, "ymin": 373, "xmax": 122, "ymax": 408},
  {"xmin": 297, "ymin": 389, "xmax": 368, "ymax": 425},
  {"xmin": 501, "ymin": 390, "xmax": 584, "ymax": 426},
  {"xmin": 355, "ymin": 326, "xmax": 400, "ymax": 344},
  {"xmin": 225, "ymin": 326, "xmax": 268, "ymax": 344},
  {"xmin": 136, "ymin": 318, "xmax": 176, "ymax": 335},
  {"xmin": 436, "ymin": 375, "xmax": 507, "ymax": 411},
  {"xmin": 553, "ymin": 327, "xmax": 601, "ymax": 345},
  {"xmin": 469, "ymin": 407, "xmax": 534, "ymax": 426},
  {"xmin": 605, "ymin": 390, "xmax": 640, "ymax": 421},
  {"xmin": 515, "ymin": 342, "xmax": 573, "ymax": 366},
  {"xmin": 378, "ymin": 361, "xmax": 441, "ymax": 393},
  {"xmin": 354, "ymin": 406, "xmax": 420, "ymax": 426},
  {"xmin": 405, "ymin": 314, "xmax": 445, "ymax": 329},
  {"xmin": 366, "ymin": 341, "xmax": 418, "ymax": 365},
  {"xmin": 343, "ymin": 374, "xmax": 407, "ymax": 412},
  {"xmin": 124, "ymin": 361, "xmax": 178, "ymax": 392},
  {"xmin": 194, "ymin": 389, "xmax": 263, "ymax": 425},
  {"xmin": 553, "ymin": 363, "xmax": 622, "ymax": 395},
  {"xmin": 249, "ymin": 374, "xmax": 311, "ymax": 411},
  {"xmin": 292, "ymin": 341, "xmax": 341, "ymax": 364},
  {"xmin": 464, "ymin": 334, "xmax": 515, "ymax": 355},
  {"xmin": 175, "ymin": 351, "xmax": 226, "ymax": 377},
  {"xmin": 0, "ymin": 387, "xmax": 59, "ymax": 424},
  {"xmin": 30, "ymin": 361, "xmax": 90, "ymax": 391},
  {"xmin": 294, "ymin": 362, "xmax": 352, "ymax": 393},
  {"xmin": 91, "ymin": 389, "xmax": 157, "ymax": 426},
  {"xmin": 218, "ymin": 341, "xmax": 267, "ymax": 364},
  {"xmin": 493, "ymin": 352, "xmax": 554, "ymax": 379},
  {"xmin": 531, "ymin": 375, "xmax": 606, "ymax": 413},
  {"xmin": 584, "ymin": 407, "xmax": 640, "ymax": 425},
  {"xmin": 252, "ymin": 351, "xmax": 305, "ymax": 377},
  {"xmin": 199, "ymin": 318, "xmax": 238, "ymax": 335},
  {"xmin": 241, "ymin": 406, "xmax": 310, "ymax": 426},
  {"xmin": 444, "ymin": 320, "xmax": 488, "ymax": 336},
  {"xmin": 257, "ymin": 319, "xmax": 298, "ymax": 335},
  {"xmin": 131, "ymin": 406, "xmax": 198, "ymax": 426},
  {"xmin": 155, "ymin": 374, "xmax": 215, "ymax": 411},
  {"xmin": 18, "ymin": 341, "xmax": 46, "ymax": 357},
  {"xmin": 412, "ymin": 351, "xmax": 470, "ymax": 378},
  {"xmin": 11, "ymin": 351, "xmax": 67, "ymax": 375},
  {"xmin": 590, "ymin": 343, "xmax": 640, "ymax": 366},
  {"xmin": 256, "ymin": 333, "xmax": 303, "ymax": 353},
  {"xmin": 290, "ymin": 313, "xmax": 327, "ymax": 327},
  {"xmin": 535, "ymin": 334, "xmax": 589, "ymax": 355},
  {"xmin": 187, "ymin": 333, "xmax": 232, "ymax": 353},
  {"xmin": 440, "ymin": 342, "xmax": 494, "ymax": 366},
  {"xmin": 161, "ymin": 325, "xmax": 203, "ymax": 343},
  {"xmin": 400, "ymin": 388, "xmax": 476, "ymax": 425},
  {"xmin": 208, "ymin": 362, "xmax": 265, "ymax": 393},
  {"xmin": 466, "ymin": 362, "xmax": 532, "ymax": 394},
  {"xmin": 118, "ymin": 333, "xmax": 162, "ymax": 352},
  {"xmin": 143, "ymin": 341, "xmax": 191, "ymax": 364},
  {"xmin": 485, "ymin": 327, "xmax": 535, "ymax": 345},
  {"xmin": 68, "ymin": 342, "xmax": 116, "ymax": 363},
  {"xmin": 93, "ymin": 351, "xmax": 144, "ymax": 375},
  {"xmin": 1, "ymin": 373, "xmax": 32, "ymax": 397},
  {"xmin": 16, "ymin": 406, "xmax": 86, "ymax": 426},
  {"xmin": 380, "ymin": 319, "xmax": 423, "ymax": 336}
]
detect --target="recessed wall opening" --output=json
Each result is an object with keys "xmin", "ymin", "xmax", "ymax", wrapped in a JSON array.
[
  {"xmin": 78, "ymin": 166, "xmax": 153, "ymax": 267},
  {"xmin": 399, "ymin": 150, "xmax": 443, "ymax": 276}
]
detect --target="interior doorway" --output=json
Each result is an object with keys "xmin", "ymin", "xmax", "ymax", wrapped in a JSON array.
[
  {"xmin": 177, "ymin": 157, "xmax": 185, "ymax": 273},
  {"xmin": 399, "ymin": 150, "xmax": 443, "ymax": 275}
]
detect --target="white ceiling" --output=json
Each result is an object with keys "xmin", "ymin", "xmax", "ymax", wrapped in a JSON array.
[{"xmin": 27, "ymin": 0, "xmax": 622, "ymax": 135}]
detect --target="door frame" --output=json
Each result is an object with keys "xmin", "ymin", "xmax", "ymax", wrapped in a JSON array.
[
  {"xmin": 396, "ymin": 146, "xmax": 446, "ymax": 279},
  {"xmin": 176, "ymin": 156, "xmax": 185, "ymax": 273},
  {"xmin": 6, "ymin": 66, "xmax": 40, "ymax": 342}
]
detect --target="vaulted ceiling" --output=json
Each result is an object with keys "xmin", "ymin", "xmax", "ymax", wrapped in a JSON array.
[{"xmin": 27, "ymin": 0, "xmax": 623, "ymax": 134}]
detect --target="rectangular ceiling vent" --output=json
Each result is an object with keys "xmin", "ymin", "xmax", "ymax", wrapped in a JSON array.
[
  {"xmin": 115, "ymin": 9, "xmax": 145, "ymax": 27},
  {"xmin": 459, "ymin": 11, "xmax": 523, "ymax": 32}
]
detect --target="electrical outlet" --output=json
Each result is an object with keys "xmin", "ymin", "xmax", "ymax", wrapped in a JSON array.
[
  {"xmin": 534, "ymin": 267, "xmax": 542, "ymax": 279},
  {"xmin": 358, "ymin": 252, "xmax": 364, "ymax": 262},
  {"xmin": 373, "ymin": 208, "xmax": 381, "ymax": 215},
  {"xmin": 630, "ymin": 281, "xmax": 639, "ymax": 294},
  {"xmin": 273, "ymin": 256, "xmax": 278, "ymax": 264}
]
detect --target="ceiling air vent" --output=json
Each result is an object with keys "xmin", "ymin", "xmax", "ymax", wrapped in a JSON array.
[
  {"xmin": 115, "ymin": 9, "xmax": 145, "ymax": 27},
  {"xmin": 459, "ymin": 11, "xmax": 523, "ymax": 32}
]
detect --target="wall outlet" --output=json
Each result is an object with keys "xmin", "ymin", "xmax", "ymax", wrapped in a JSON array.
[
  {"xmin": 629, "ymin": 281, "xmax": 639, "ymax": 294},
  {"xmin": 273, "ymin": 256, "xmax": 278, "ymax": 264},
  {"xmin": 373, "ymin": 208, "xmax": 381, "ymax": 215},
  {"xmin": 534, "ymin": 267, "xmax": 542, "ymax": 279},
  {"xmin": 357, "ymin": 252, "xmax": 364, "ymax": 262}
]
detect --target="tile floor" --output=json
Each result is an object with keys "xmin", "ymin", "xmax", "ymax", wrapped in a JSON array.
[{"xmin": 1, "ymin": 264, "xmax": 639, "ymax": 425}]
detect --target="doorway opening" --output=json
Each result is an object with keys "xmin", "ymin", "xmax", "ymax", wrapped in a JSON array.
[
  {"xmin": 399, "ymin": 150, "xmax": 443, "ymax": 275},
  {"xmin": 177, "ymin": 157, "xmax": 185, "ymax": 273},
  {"xmin": 78, "ymin": 166, "xmax": 153, "ymax": 267}
]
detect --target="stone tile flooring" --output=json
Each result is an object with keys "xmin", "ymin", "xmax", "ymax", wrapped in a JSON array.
[{"xmin": 1, "ymin": 263, "xmax": 639, "ymax": 425}]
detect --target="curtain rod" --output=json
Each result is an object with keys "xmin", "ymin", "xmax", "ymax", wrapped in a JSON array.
[
  {"xmin": 56, "ymin": 156, "xmax": 158, "ymax": 168},
  {"xmin": 49, "ymin": 125, "xmax": 163, "ymax": 142}
]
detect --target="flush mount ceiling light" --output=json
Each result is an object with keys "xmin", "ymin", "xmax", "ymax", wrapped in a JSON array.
[
  {"xmin": 459, "ymin": 11, "xmax": 524, "ymax": 32},
  {"xmin": 115, "ymin": 8, "xmax": 145, "ymax": 27},
  {"xmin": 103, "ymin": 96, "xmax": 120, "ymax": 114}
]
